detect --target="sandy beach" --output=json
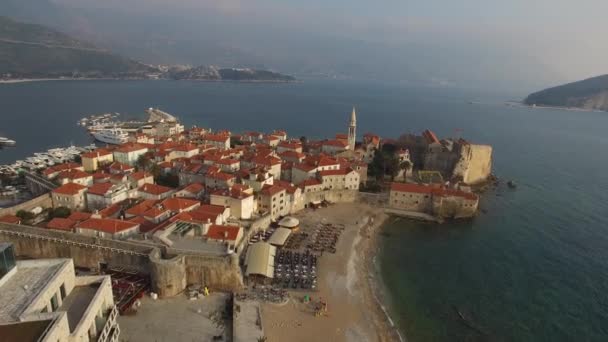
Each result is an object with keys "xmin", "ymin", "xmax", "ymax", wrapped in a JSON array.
[{"xmin": 261, "ymin": 202, "xmax": 403, "ymax": 342}]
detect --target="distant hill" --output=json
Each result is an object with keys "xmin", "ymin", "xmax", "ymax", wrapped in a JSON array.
[
  {"xmin": 165, "ymin": 65, "xmax": 295, "ymax": 82},
  {"xmin": 0, "ymin": 16, "xmax": 155, "ymax": 79},
  {"xmin": 524, "ymin": 75, "xmax": 608, "ymax": 111}
]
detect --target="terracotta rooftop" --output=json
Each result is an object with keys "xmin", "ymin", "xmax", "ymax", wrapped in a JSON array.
[
  {"xmin": 109, "ymin": 162, "xmax": 133, "ymax": 172},
  {"xmin": 319, "ymin": 167, "xmax": 354, "ymax": 177},
  {"xmin": 77, "ymin": 218, "xmax": 139, "ymax": 234},
  {"xmin": 196, "ymin": 204, "xmax": 227, "ymax": 216},
  {"xmin": 126, "ymin": 200, "xmax": 159, "ymax": 216},
  {"xmin": 87, "ymin": 182, "xmax": 114, "ymax": 196},
  {"xmin": 82, "ymin": 148, "xmax": 112, "ymax": 159},
  {"xmin": 0, "ymin": 215, "xmax": 20, "ymax": 224},
  {"xmin": 205, "ymin": 225, "xmax": 241, "ymax": 241},
  {"xmin": 139, "ymin": 183, "xmax": 174, "ymax": 195},
  {"xmin": 160, "ymin": 198, "xmax": 200, "ymax": 212},
  {"xmin": 114, "ymin": 143, "xmax": 148, "ymax": 153},
  {"xmin": 390, "ymin": 182, "xmax": 477, "ymax": 200},
  {"xmin": 322, "ymin": 139, "xmax": 349, "ymax": 148},
  {"xmin": 260, "ymin": 184, "xmax": 286, "ymax": 196},
  {"xmin": 43, "ymin": 162, "xmax": 82, "ymax": 176},
  {"xmin": 180, "ymin": 183, "xmax": 205, "ymax": 194},
  {"xmin": 67, "ymin": 211, "xmax": 92, "ymax": 222},
  {"xmin": 52, "ymin": 182, "xmax": 86, "ymax": 196},
  {"xmin": 46, "ymin": 218, "xmax": 76, "ymax": 231}
]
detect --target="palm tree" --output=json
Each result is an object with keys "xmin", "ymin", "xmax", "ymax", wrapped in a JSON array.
[{"xmin": 257, "ymin": 336, "xmax": 268, "ymax": 342}]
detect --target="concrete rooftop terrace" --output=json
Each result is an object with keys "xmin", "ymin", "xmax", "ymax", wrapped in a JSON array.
[{"xmin": 0, "ymin": 259, "xmax": 68, "ymax": 322}]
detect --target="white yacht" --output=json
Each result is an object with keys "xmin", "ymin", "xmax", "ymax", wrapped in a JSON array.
[
  {"xmin": 92, "ymin": 127, "xmax": 129, "ymax": 145},
  {"xmin": 0, "ymin": 137, "xmax": 16, "ymax": 147}
]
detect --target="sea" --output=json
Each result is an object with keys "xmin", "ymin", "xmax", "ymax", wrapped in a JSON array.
[{"xmin": 1, "ymin": 79, "xmax": 607, "ymax": 341}]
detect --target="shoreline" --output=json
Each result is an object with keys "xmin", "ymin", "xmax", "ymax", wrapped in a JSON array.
[
  {"xmin": 506, "ymin": 101, "xmax": 605, "ymax": 113},
  {"xmin": 0, "ymin": 78, "xmax": 300, "ymax": 84},
  {"xmin": 260, "ymin": 203, "xmax": 404, "ymax": 342},
  {"xmin": 361, "ymin": 211, "xmax": 407, "ymax": 342}
]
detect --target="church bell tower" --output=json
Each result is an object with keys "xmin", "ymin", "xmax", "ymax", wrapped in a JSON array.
[{"xmin": 348, "ymin": 107, "xmax": 356, "ymax": 150}]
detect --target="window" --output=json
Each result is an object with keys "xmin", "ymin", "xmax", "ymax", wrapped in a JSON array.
[
  {"xmin": 60, "ymin": 284, "xmax": 67, "ymax": 299},
  {"xmin": 50, "ymin": 293, "xmax": 59, "ymax": 311}
]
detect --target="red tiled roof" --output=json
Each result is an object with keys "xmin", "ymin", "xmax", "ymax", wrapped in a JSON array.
[
  {"xmin": 57, "ymin": 169, "xmax": 90, "ymax": 180},
  {"xmin": 128, "ymin": 216, "xmax": 156, "ymax": 233},
  {"xmin": 129, "ymin": 171, "xmax": 152, "ymax": 181},
  {"xmin": 215, "ymin": 158, "xmax": 239, "ymax": 165},
  {"xmin": 43, "ymin": 163, "xmax": 82, "ymax": 176},
  {"xmin": 196, "ymin": 204, "xmax": 226, "ymax": 216},
  {"xmin": 300, "ymin": 178, "xmax": 322, "ymax": 187},
  {"xmin": 202, "ymin": 134, "xmax": 229, "ymax": 142},
  {"xmin": 422, "ymin": 129, "xmax": 440, "ymax": 144},
  {"xmin": 139, "ymin": 183, "xmax": 174, "ymax": 195},
  {"xmin": 319, "ymin": 168, "xmax": 354, "ymax": 177},
  {"xmin": 109, "ymin": 162, "xmax": 133, "ymax": 172},
  {"xmin": 160, "ymin": 198, "xmax": 200, "ymax": 212},
  {"xmin": 92, "ymin": 172, "xmax": 111, "ymax": 180},
  {"xmin": 335, "ymin": 133, "xmax": 348, "ymax": 140},
  {"xmin": 46, "ymin": 218, "xmax": 76, "ymax": 231},
  {"xmin": 99, "ymin": 203, "xmax": 123, "ymax": 217},
  {"xmin": 77, "ymin": 218, "xmax": 139, "ymax": 234},
  {"xmin": 87, "ymin": 182, "xmax": 113, "ymax": 196},
  {"xmin": 205, "ymin": 225, "xmax": 241, "ymax": 241},
  {"xmin": 322, "ymin": 139, "xmax": 349, "ymax": 148},
  {"xmin": 68, "ymin": 211, "xmax": 92, "ymax": 222},
  {"xmin": 180, "ymin": 183, "xmax": 205, "ymax": 194},
  {"xmin": 278, "ymin": 151, "xmax": 305, "ymax": 160},
  {"xmin": 173, "ymin": 144, "xmax": 199, "ymax": 152},
  {"xmin": 0, "ymin": 215, "xmax": 20, "ymax": 224},
  {"xmin": 126, "ymin": 200, "xmax": 159, "ymax": 216},
  {"xmin": 82, "ymin": 148, "xmax": 112, "ymax": 159},
  {"xmin": 277, "ymin": 140, "xmax": 302, "ymax": 149},
  {"xmin": 53, "ymin": 182, "xmax": 86, "ymax": 195},
  {"xmin": 143, "ymin": 206, "xmax": 169, "ymax": 218},
  {"xmin": 260, "ymin": 184, "xmax": 286, "ymax": 196},
  {"xmin": 208, "ymin": 171, "xmax": 235, "ymax": 181},
  {"xmin": 114, "ymin": 143, "xmax": 148, "ymax": 153},
  {"xmin": 390, "ymin": 183, "xmax": 478, "ymax": 201}
]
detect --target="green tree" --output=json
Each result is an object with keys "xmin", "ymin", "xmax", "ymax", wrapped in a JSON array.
[
  {"xmin": 49, "ymin": 206, "xmax": 71, "ymax": 219},
  {"xmin": 135, "ymin": 154, "xmax": 152, "ymax": 172},
  {"xmin": 16, "ymin": 210, "xmax": 35, "ymax": 223}
]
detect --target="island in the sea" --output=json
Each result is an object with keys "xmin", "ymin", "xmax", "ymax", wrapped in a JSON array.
[
  {"xmin": 0, "ymin": 16, "xmax": 295, "ymax": 83},
  {"xmin": 524, "ymin": 74, "xmax": 608, "ymax": 111},
  {"xmin": 0, "ymin": 107, "xmax": 493, "ymax": 341}
]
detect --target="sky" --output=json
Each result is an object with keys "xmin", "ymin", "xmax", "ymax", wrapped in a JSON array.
[{"xmin": 48, "ymin": 0, "xmax": 608, "ymax": 89}]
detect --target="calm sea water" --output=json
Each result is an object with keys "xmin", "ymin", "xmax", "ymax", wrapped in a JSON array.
[{"xmin": 1, "ymin": 80, "xmax": 607, "ymax": 341}]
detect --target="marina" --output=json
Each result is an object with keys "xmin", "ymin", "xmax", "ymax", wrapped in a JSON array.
[{"xmin": 0, "ymin": 143, "xmax": 96, "ymax": 175}]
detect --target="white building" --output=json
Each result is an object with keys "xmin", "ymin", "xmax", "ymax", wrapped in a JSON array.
[
  {"xmin": 112, "ymin": 144, "xmax": 149, "ymax": 166},
  {"xmin": 0, "ymin": 243, "xmax": 120, "ymax": 342},
  {"xmin": 210, "ymin": 188, "xmax": 255, "ymax": 220},
  {"xmin": 51, "ymin": 183, "xmax": 87, "ymax": 211},
  {"xmin": 318, "ymin": 167, "xmax": 360, "ymax": 190},
  {"xmin": 86, "ymin": 183, "xmax": 129, "ymax": 211}
]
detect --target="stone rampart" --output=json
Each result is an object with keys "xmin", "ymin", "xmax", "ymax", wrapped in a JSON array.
[{"xmin": 0, "ymin": 193, "xmax": 52, "ymax": 217}]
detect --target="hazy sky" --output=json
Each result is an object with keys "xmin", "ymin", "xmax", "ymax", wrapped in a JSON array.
[{"xmin": 53, "ymin": 0, "xmax": 608, "ymax": 86}]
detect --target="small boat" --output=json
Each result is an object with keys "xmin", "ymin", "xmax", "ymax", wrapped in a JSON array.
[
  {"xmin": 0, "ymin": 137, "xmax": 16, "ymax": 147},
  {"xmin": 507, "ymin": 180, "xmax": 517, "ymax": 189}
]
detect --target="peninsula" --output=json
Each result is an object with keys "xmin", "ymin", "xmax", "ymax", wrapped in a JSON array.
[
  {"xmin": 524, "ymin": 74, "xmax": 608, "ymax": 111},
  {"xmin": 0, "ymin": 107, "xmax": 492, "ymax": 341}
]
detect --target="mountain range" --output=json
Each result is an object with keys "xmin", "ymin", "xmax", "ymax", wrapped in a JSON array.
[
  {"xmin": 2, "ymin": 0, "xmax": 564, "ymax": 90},
  {"xmin": 0, "ymin": 16, "xmax": 154, "ymax": 78}
]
